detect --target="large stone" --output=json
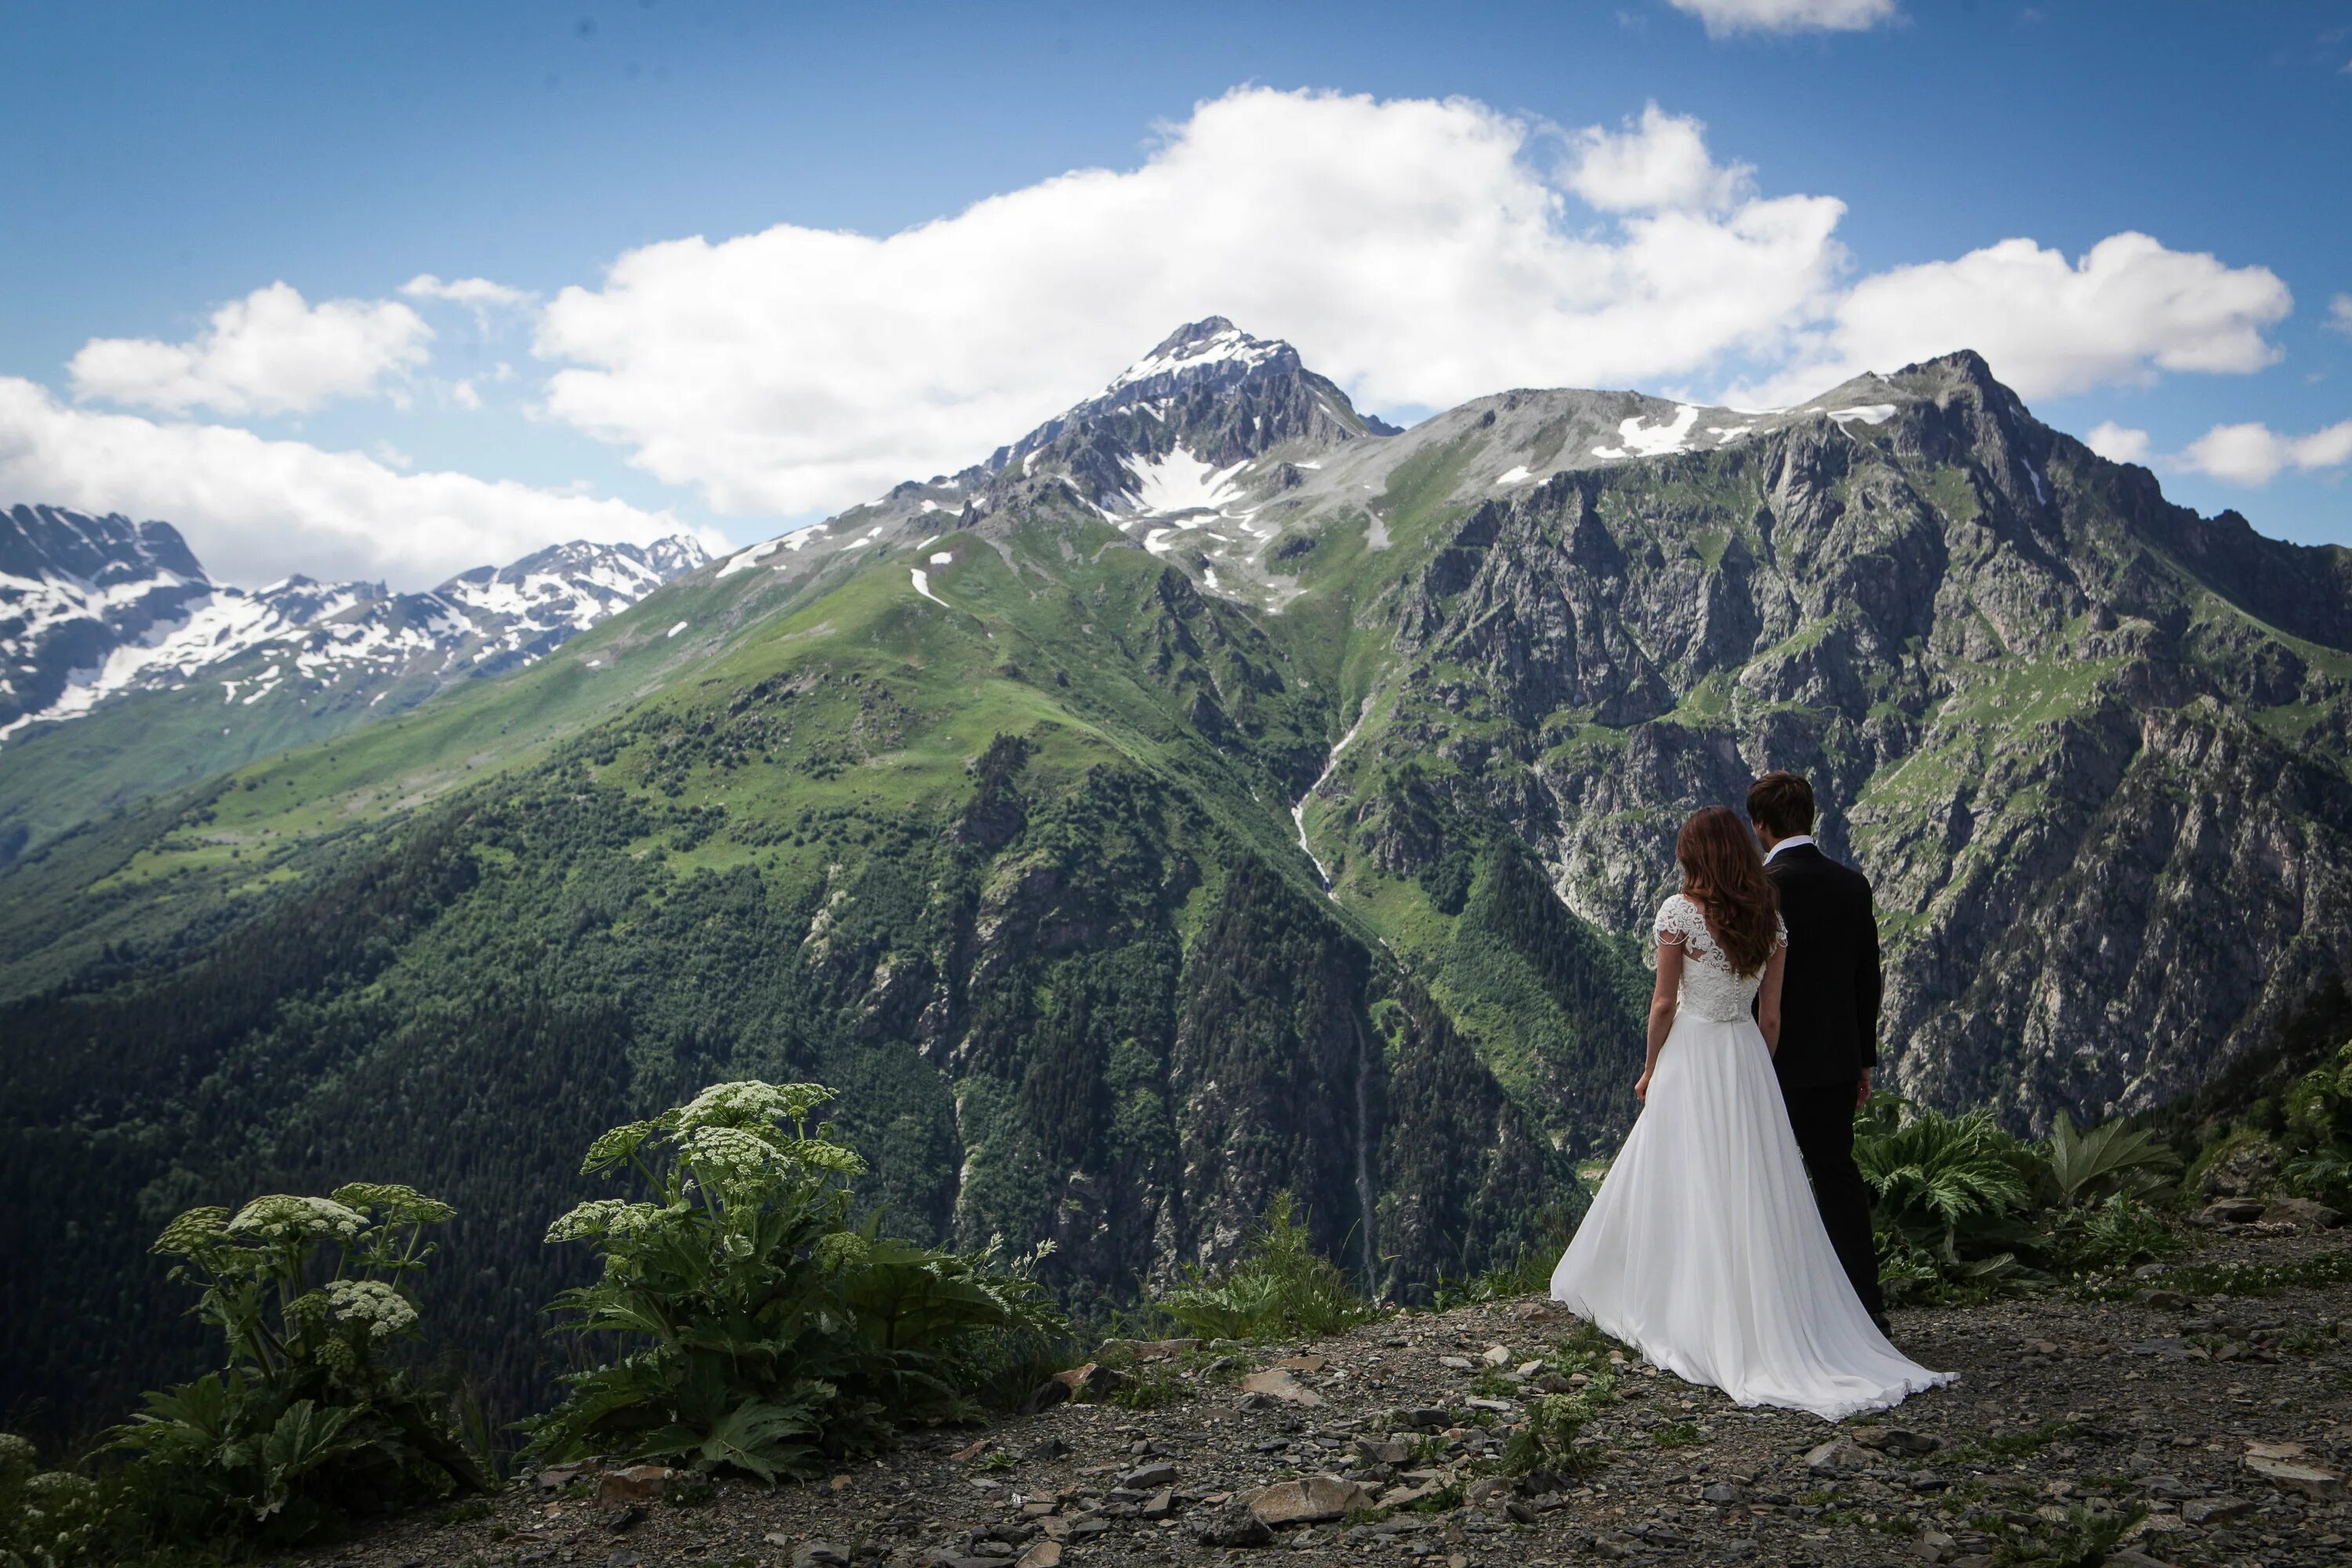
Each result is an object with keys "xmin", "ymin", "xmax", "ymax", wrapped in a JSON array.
[
  {"xmin": 1051, "ymin": 1361, "xmax": 1122, "ymax": 1396},
  {"xmin": 1014, "ymin": 1544, "xmax": 1062, "ymax": 1568},
  {"xmin": 1096, "ymin": 1337, "xmax": 1200, "ymax": 1361},
  {"xmin": 1238, "ymin": 1368, "xmax": 1327, "ymax": 1407},
  {"xmin": 2196, "ymin": 1198, "xmax": 2267, "ymax": 1226},
  {"xmin": 595, "ymin": 1465, "xmax": 673, "ymax": 1503},
  {"xmin": 1853, "ymin": 1425, "xmax": 1944, "ymax": 1457},
  {"xmin": 1190, "ymin": 1497, "xmax": 1275, "ymax": 1547},
  {"xmin": 1120, "ymin": 1462, "xmax": 1178, "ymax": 1490},
  {"xmin": 2243, "ymin": 1443, "xmax": 2343, "ymax": 1498},
  {"xmin": 791, "ymin": 1544, "xmax": 851, "ymax": 1568},
  {"xmin": 2179, "ymin": 1497, "xmax": 2251, "ymax": 1526},
  {"xmin": 1803, "ymin": 1439, "xmax": 1872, "ymax": 1475},
  {"xmin": 1245, "ymin": 1474, "xmax": 1378, "ymax": 1526},
  {"xmin": 2260, "ymin": 1196, "xmax": 2343, "ymax": 1229}
]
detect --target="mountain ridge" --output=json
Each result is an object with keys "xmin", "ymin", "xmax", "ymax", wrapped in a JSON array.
[
  {"xmin": 5, "ymin": 321, "xmax": 2349, "ymax": 1434},
  {"xmin": 0, "ymin": 506, "xmax": 710, "ymax": 860}
]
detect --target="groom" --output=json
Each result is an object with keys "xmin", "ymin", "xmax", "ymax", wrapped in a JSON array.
[{"xmin": 1748, "ymin": 771, "xmax": 1890, "ymax": 1334}]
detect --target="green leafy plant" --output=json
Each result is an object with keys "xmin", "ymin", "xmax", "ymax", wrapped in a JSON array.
[
  {"xmin": 1854, "ymin": 1094, "xmax": 2038, "ymax": 1296},
  {"xmin": 2049, "ymin": 1193, "xmax": 2180, "ymax": 1275},
  {"xmin": 2281, "ymin": 1042, "xmax": 2352, "ymax": 1207},
  {"xmin": 0, "ymin": 1433, "xmax": 109, "ymax": 1568},
  {"xmin": 1153, "ymin": 1191, "xmax": 1378, "ymax": 1342},
  {"xmin": 2039, "ymin": 1110, "xmax": 2180, "ymax": 1207},
  {"xmin": 107, "ymin": 1184, "xmax": 487, "ymax": 1544},
  {"xmin": 1500, "ymin": 1381, "xmax": 1613, "ymax": 1479},
  {"xmin": 520, "ymin": 1080, "xmax": 1065, "ymax": 1483}
]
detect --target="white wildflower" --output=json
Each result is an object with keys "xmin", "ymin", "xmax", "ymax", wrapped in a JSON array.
[
  {"xmin": 331, "ymin": 1182, "xmax": 455, "ymax": 1225},
  {"xmin": 674, "ymin": 1080, "xmax": 833, "ymax": 1132},
  {"xmin": 779, "ymin": 1137, "xmax": 867, "ymax": 1178},
  {"xmin": 324, "ymin": 1278, "xmax": 418, "ymax": 1341},
  {"xmin": 545, "ymin": 1199, "xmax": 663, "ymax": 1243},
  {"xmin": 582, "ymin": 1120, "xmax": 659, "ymax": 1174},
  {"xmin": 684, "ymin": 1124, "xmax": 779, "ymax": 1187},
  {"xmin": 151, "ymin": 1205, "xmax": 231, "ymax": 1256},
  {"xmin": 227, "ymin": 1195, "xmax": 367, "ymax": 1243}
]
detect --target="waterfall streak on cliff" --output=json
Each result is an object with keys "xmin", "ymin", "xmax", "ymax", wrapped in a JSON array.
[{"xmin": 1291, "ymin": 703, "xmax": 1367, "ymax": 892}]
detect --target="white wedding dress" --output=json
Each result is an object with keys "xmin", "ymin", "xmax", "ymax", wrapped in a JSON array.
[{"xmin": 1550, "ymin": 894, "xmax": 1953, "ymax": 1420}]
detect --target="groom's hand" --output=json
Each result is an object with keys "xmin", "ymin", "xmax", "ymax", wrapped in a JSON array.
[{"xmin": 1856, "ymin": 1069, "xmax": 1873, "ymax": 1109}]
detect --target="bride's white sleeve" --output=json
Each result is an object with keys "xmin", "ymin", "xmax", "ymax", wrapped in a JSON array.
[
  {"xmin": 1774, "ymin": 912, "xmax": 1789, "ymax": 953},
  {"xmin": 1653, "ymin": 895, "xmax": 1699, "ymax": 947}
]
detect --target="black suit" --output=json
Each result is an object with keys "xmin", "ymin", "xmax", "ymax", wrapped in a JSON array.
[{"xmin": 1764, "ymin": 841, "xmax": 1886, "ymax": 1323}]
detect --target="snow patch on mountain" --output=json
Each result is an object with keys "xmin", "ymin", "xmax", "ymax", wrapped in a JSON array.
[
  {"xmin": 1593, "ymin": 404, "xmax": 1702, "ymax": 459},
  {"xmin": 717, "ymin": 539, "xmax": 783, "ymax": 578},
  {"xmin": 1123, "ymin": 448, "xmax": 1247, "ymax": 517}
]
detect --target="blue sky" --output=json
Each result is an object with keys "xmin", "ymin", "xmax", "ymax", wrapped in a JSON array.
[{"xmin": 3, "ymin": 0, "xmax": 2347, "ymax": 585}]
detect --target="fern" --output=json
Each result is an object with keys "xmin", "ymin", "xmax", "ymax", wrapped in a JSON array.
[{"xmin": 1156, "ymin": 1192, "xmax": 1376, "ymax": 1341}]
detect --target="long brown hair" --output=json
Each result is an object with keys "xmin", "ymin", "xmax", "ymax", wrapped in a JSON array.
[{"xmin": 1675, "ymin": 805, "xmax": 1778, "ymax": 976}]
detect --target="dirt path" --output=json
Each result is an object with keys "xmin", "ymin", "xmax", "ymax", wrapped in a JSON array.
[{"xmin": 299, "ymin": 1232, "xmax": 2351, "ymax": 1568}]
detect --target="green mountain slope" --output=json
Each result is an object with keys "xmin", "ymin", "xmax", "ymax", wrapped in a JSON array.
[{"xmin": 7, "ymin": 322, "xmax": 2351, "ymax": 1435}]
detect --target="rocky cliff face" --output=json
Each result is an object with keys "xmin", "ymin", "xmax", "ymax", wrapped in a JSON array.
[{"xmin": 1308, "ymin": 350, "xmax": 2352, "ymax": 1134}]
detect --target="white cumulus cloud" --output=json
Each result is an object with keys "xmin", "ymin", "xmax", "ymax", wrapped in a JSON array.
[
  {"xmin": 1738, "ymin": 231, "xmax": 2292, "ymax": 406},
  {"xmin": 1664, "ymin": 0, "xmax": 1900, "ymax": 35},
  {"xmin": 536, "ymin": 87, "xmax": 1850, "ymax": 517},
  {"xmin": 2084, "ymin": 422, "xmax": 2152, "ymax": 466},
  {"xmin": 0, "ymin": 376, "xmax": 712, "ymax": 588},
  {"xmin": 1565, "ymin": 103, "xmax": 1751, "ymax": 212},
  {"xmin": 533, "ymin": 88, "xmax": 2292, "ymax": 523},
  {"xmin": 401, "ymin": 273, "xmax": 533, "ymax": 309},
  {"xmin": 2176, "ymin": 419, "xmax": 2352, "ymax": 485},
  {"xmin": 2328, "ymin": 293, "xmax": 2352, "ymax": 337},
  {"xmin": 67, "ymin": 282, "xmax": 433, "ymax": 417}
]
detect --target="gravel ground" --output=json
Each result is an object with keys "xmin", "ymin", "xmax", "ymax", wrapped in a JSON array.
[{"xmin": 291, "ymin": 1229, "xmax": 2351, "ymax": 1568}]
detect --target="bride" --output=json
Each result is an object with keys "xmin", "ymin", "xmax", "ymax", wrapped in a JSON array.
[{"xmin": 1551, "ymin": 806, "xmax": 1951, "ymax": 1419}]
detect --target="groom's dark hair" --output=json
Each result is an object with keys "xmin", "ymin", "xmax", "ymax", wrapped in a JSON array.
[{"xmin": 1748, "ymin": 771, "xmax": 1816, "ymax": 838}]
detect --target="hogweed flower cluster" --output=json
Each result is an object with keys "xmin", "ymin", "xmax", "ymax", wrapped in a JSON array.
[
  {"xmin": 675, "ymin": 1079, "xmax": 832, "ymax": 1132},
  {"xmin": 324, "ymin": 1279, "xmax": 418, "ymax": 1341},
  {"xmin": 545, "ymin": 1198, "xmax": 666, "ymax": 1244},
  {"xmin": 226, "ymin": 1195, "xmax": 368, "ymax": 1245},
  {"xmin": 331, "ymin": 1181, "xmax": 456, "ymax": 1226}
]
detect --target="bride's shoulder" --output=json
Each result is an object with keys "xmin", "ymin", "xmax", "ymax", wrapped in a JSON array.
[{"xmin": 1653, "ymin": 892, "xmax": 1704, "ymax": 942}]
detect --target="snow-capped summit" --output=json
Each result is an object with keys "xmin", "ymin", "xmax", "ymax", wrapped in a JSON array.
[
  {"xmin": 0, "ymin": 503, "xmax": 709, "ymax": 741},
  {"xmin": 1103, "ymin": 317, "xmax": 1290, "ymax": 394}
]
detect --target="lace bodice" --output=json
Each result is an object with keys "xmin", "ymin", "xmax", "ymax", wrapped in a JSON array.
[{"xmin": 1655, "ymin": 893, "xmax": 1786, "ymax": 1022}]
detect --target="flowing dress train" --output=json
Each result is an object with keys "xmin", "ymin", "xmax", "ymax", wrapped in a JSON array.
[{"xmin": 1551, "ymin": 894, "xmax": 1953, "ymax": 1420}]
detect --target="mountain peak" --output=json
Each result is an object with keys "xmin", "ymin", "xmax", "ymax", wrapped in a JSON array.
[{"xmin": 1105, "ymin": 318, "xmax": 1290, "ymax": 394}]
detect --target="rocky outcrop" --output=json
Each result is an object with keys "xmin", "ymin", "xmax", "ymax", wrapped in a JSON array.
[{"xmin": 1333, "ymin": 351, "xmax": 2352, "ymax": 1132}]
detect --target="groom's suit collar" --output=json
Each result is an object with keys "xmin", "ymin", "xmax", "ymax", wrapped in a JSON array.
[{"xmin": 1763, "ymin": 833, "xmax": 1817, "ymax": 865}]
